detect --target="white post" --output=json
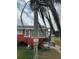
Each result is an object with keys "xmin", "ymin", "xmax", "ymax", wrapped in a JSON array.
[{"xmin": 33, "ymin": 39, "xmax": 39, "ymax": 59}]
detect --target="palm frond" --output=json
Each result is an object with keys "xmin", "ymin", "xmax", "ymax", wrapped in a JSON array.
[
  {"xmin": 38, "ymin": 21, "xmax": 45, "ymax": 34},
  {"xmin": 48, "ymin": 1, "xmax": 61, "ymax": 32},
  {"xmin": 53, "ymin": 0, "xmax": 61, "ymax": 3},
  {"xmin": 20, "ymin": 3, "xmax": 27, "ymax": 27},
  {"xmin": 39, "ymin": 7, "xmax": 47, "ymax": 26},
  {"xmin": 45, "ymin": 12, "xmax": 55, "ymax": 34},
  {"xmin": 20, "ymin": 3, "xmax": 28, "ymax": 33}
]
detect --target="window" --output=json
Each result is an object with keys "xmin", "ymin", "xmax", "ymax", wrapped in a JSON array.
[
  {"xmin": 31, "ymin": 30, "xmax": 35, "ymax": 37},
  {"xmin": 17, "ymin": 30, "xmax": 19, "ymax": 34},
  {"xmin": 17, "ymin": 30, "xmax": 23, "ymax": 34},
  {"xmin": 39, "ymin": 30, "xmax": 46, "ymax": 37},
  {"xmin": 25, "ymin": 30, "xmax": 29, "ymax": 36},
  {"xmin": 30, "ymin": 30, "xmax": 46, "ymax": 37}
]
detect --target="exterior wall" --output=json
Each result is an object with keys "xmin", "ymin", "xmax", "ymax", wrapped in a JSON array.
[{"xmin": 17, "ymin": 34, "xmax": 24, "ymax": 42}]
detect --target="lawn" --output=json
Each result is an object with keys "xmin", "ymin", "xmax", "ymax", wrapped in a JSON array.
[
  {"xmin": 38, "ymin": 48, "xmax": 61, "ymax": 59},
  {"xmin": 17, "ymin": 47, "xmax": 33, "ymax": 59},
  {"xmin": 17, "ymin": 47, "xmax": 61, "ymax": 59},
  {"xmin": 54, "ymin": 37, "xmax": 61, "ymax": 47}
]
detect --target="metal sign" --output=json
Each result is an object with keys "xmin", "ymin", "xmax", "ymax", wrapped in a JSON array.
[{"xmin": 33, "ymin": 38, "xmax": 39, "ymax": 43}]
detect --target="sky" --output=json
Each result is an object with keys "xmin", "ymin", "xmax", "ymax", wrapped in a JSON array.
[{"xmin": 17, "ymin": 0, "xmax": 61, "ymax": 31}]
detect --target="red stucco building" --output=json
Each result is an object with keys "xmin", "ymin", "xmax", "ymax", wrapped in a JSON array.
[{"xmin": 17, "ymin": 26, "xmax": 49, "ymax": 48}]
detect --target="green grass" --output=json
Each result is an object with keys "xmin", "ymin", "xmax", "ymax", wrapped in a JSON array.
[
  {"xmin": 54, "ymin": 37, "xmax": 61, "ymax": 47},
  {"xmin": 17, "ymin": 47, "xmax": 33, "ymax": 59},
  {"xmin": 17, "ymin": 47, "xmax": 61, "ymax": 59}
]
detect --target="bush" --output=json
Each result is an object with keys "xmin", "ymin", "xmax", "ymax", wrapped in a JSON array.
[{"xmin": 17, "ymin": 42, "xmax": 28, "ymax": 46}]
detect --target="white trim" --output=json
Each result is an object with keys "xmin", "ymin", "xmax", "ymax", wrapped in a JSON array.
[
  {"xmin": 17, "ymin": 27, "xmax": 47, "ymax": 29},
  {"xmin": 29, "ymin": 30, "xmax": 30, "ymax": 37}
]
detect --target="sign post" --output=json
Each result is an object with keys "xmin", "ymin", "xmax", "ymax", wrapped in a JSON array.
[{"xmin": 33, "ymin": 38, "xmax": 39, "ymax": 59}]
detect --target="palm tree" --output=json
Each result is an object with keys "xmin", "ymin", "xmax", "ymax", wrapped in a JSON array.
[
  {"xmin": 20, "ymin": 0, "xmax": 61, "ymax": 42},
  {"xmin": 20, "ymin": 0, "xmax": 61, "ymax": 35},
  {"xmin": 20, "ymin": 0, "xmax": 61, "ymax": 59}
]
